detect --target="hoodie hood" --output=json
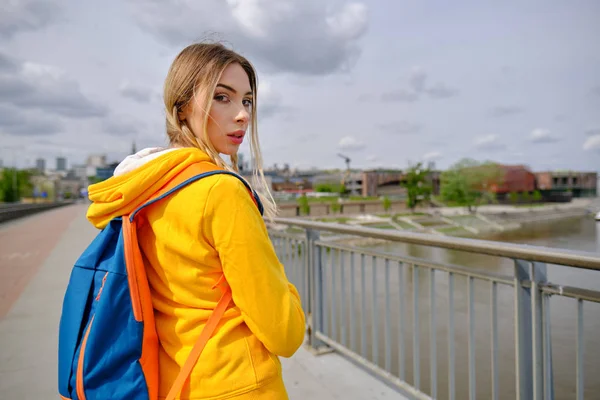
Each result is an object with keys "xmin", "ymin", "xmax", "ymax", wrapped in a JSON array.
[{"xmin": 86, "ymin": 147, "xmax": 212, "ymax": 229}]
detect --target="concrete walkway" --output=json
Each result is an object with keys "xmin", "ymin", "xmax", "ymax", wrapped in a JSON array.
[{"xmin": 0, "ymin": 205, "xmax": 406, "ymax": 399}]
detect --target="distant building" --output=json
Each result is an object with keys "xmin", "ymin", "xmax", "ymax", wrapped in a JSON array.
[
  {"xmin": 71, "ymin": 165, "xmax": 88, "ymax": 180},
  {"xmin": 535, "ymin": 171, "xmax": 597, "ymax": 198},
  {"xmin": 36, "ymin": 158, "xmax": 46, "ymax": 173},
  {"xmin": 87, "ymin": 154, "xmax": 107, "ymax": 168},
  {"xmin": 56, "ymin": 157, "xmax": 67, "ymax": 171},
  {"xmin": 95, "ymin": 162, "xmax": 120, "ymax": 182},
  {"xmin": 490, "ymin": 164, "xmax": 536, "ymax": 197}
]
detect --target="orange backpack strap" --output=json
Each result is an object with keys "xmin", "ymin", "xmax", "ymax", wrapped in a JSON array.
[{"xmin": 165, "ymin": 285, "xmax": 232, "ymax": 400}]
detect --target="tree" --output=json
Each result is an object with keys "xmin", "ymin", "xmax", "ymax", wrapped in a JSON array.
[
  {"xmin": 401, "ymin": 162, "xmax": 433, "ymax": 212},
  {"xmin": 0, "ymin": 169, "xmax": 33, "ymax": 203},
  {"xmin": 533, "ymin": 190, "xmax": 543, "ymax": 203},
  {"xmin": 315, "ymin": 182, "xmax": 344, "ymax": 194},
  {"xmin": 509, "ymin": 191, "xmax": 519, "ymax": 204},
  {"xmin": 440, "ymin": 158, "xmax": 504, "ymax": 213}
]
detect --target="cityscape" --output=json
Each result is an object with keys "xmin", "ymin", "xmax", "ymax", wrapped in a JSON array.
[
  {"xmin": 1, "ymin": 142, "xmax": 597, "ymax": 207},
  {"xmin": 1, "ymin": 1, "xmax": 600, "ymax": 400}
]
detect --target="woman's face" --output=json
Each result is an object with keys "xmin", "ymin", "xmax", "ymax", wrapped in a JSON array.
[{"xmin": 182, "ymin": 63, "xmax": 253, "ymax": 156}]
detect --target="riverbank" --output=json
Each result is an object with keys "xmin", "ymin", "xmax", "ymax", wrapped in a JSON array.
[{"xmin": 286, "ymin": 198, "xmax": 599, "ymax": 240}]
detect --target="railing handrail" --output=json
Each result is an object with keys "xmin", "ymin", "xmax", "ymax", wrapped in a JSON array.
[{"xmin": 272, "ymin": 217, "xmax": 600, "ymax": 271}]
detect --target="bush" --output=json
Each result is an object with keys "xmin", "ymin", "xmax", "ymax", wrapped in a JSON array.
[
  {"xmin": 382, "ymin": 196, "xmax": 391, "ymax": 212},
  {"xmin": 298, "ymin": 195, "xmax": 310, "ymax": 215}
]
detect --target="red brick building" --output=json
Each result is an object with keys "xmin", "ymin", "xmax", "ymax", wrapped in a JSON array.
[{"xmin": 490, "ymin": 164, "xmax": 536, "ymax": 194}]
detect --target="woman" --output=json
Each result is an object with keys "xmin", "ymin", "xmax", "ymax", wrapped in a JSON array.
[{"xmin": 86, "ymin": 43, "xmax": 306, "ymax": 399}]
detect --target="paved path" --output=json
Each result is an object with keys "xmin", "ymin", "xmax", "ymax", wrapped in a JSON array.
[{"xmin": 0, "ymin": 205, "xmax": 406, "ymax": 399}]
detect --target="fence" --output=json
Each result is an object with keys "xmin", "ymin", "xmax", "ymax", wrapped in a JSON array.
[
  {"xmin": 268, "ymin": 217, "xmax": 600, "ymax": 400},
  {"xmin": 0, "ymin": 201, "xmax": 74, "ymax": 223}
]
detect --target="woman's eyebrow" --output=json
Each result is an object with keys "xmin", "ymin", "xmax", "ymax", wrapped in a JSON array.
[{"xmin": 216, "ymin": 83, "xmax": 252, "ymax": 96}]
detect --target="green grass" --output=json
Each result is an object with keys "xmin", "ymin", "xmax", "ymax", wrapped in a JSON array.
[
  {"xmin": 393, "ymin": 212, "xmax": 427, "ymax": 217},
  {"xmin": 305, "ymin": 197, "xmax": 338, "ymax": 203},
  {"xmin": 317, "ymin": 217, "xmax": 351, "ymax": 224},
  {"xmin": 290, "ymin": 196, "xmax": 382, "ymax": 204},
  {"xmin": 348, "ymin": 196, "xmax": 379, "ymax": 201},
  {"xmin": 412, "ymin": 218, "xmax": 449, "ymax": 227},
  {"xmin": 436, "ymin": 226, "xmax": 472, "ymax": 235},
  {"xmin": 365, "ymin": 223, "xmax": 397, "ymax": 230},
  {"xmin": 514, "ymin": 203, "xmax": 548, "ymax": 208},
  {"xmin": 392, "ymin": 220, "xmax": 414, "ymax": 230}
]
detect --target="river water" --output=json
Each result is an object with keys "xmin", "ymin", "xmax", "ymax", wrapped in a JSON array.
[{"xmin": 286, "ymin": 216, "xmax": 600, "ymax": 400}]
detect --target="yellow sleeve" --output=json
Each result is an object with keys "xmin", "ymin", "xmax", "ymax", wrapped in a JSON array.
[{"xmin": 203, "ymin": 174, "xmax": 306, "ymax": 358}]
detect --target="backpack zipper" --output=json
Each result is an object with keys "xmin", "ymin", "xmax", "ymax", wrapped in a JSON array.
[{"xmin": 76, "ymin": 272, "xmax": 109, "ymax": 400}]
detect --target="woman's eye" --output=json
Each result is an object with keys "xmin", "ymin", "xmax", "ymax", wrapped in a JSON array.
[
  {"xmin": 214, "ymin": 94, "xmax": 229, "ymax": 103},
  {"xmin": 243, "ymin": 98, "xmax": 253, "ymax": 107}
]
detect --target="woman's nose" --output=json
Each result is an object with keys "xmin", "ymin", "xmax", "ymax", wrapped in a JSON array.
[{"xmin": 235, "ymin": 107, "xmax": 249, "ymax": 124}]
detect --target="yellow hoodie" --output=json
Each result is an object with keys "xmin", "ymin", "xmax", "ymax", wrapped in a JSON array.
[{"xmin": 87, "ymin": 147, "xmax": 306, "ymax": 400}]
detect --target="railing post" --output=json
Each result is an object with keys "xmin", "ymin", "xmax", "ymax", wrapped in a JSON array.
[
  {"xmin": 515, "ymin": 260, "xmax": 554, "ymax": 400},
  {"xmin": 305, "ymin": 228, "xmax": 327, "ymax": 351},
  {"xmin": 514, "ymin": 259, "xmax": 533, "ymax": 400},
  {"xmin": 531, "ymin": 262, "xmax": 545, "ymax": 400},
  {"xmin": 532, "ymin": 262, "xmax": 554, "ymax": 400}
]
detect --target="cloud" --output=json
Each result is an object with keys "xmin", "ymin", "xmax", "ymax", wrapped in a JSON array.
[
  {"xmin": 423, "ymin": 151, "xmax": 442, "ymax": 161},
  {"xmin": 381, "ymin": 66, "xmax": 457, "ymax": 102},
  {"xmin": 338, "ymin": 136, "xmax": 365, "ymax": 151},
  {"xmin": 378, "ymin": 121, "xmax": 422, "ymax": 135},
  {"xmin": 119, "ymin": 81, "xmax": 155, "ymax": 103},
  {"xmin": 127, "ymin": 0, "xmax": 368, "ymax": 76},
  {"xmin": 530, "ymin": 128, "xmax": 559, "ymax": 143},
  {"xmin": 258, "ymin": 80, "xmax": 285, "ymax": 118},
  {"xmin": 381, "ymin": 89, "xmax": 419, "ymax": 103},
  {"xmin": 366, "ymin": 154, "xmax": 379, "ymax": 162},
  {"xmin": 424, "ymin": 82, "xmax": 459, "ymax": 99},
  {"xmin": 489, "ymin": 105, "xmax": 524, "ymax": 117},
  {"xmin": 474, "ymin": 134, "xmax": 506, "ymax": 151},
  {"xmin": 0, "ymin": 52, "xmax": 19, "ymax": 73},
  {"xmin": 554, "ymin": 114, "xmax": 567, "ymax": 122},
  {"xmin": 583, "ymin": 135, "xmax": 600, "ymax": 152},
  {"xmin": 0, "ymin": 53, "xmax": 107, "ymax": 119},
  {"xmin": 0, "ymin": 0, "xmax": 65, "ymax": 39},
  {"xmin": 585, "ymin": 128, "xmax": 600, "ymax": 136},
  {"xmin": 591, "ymin": 85, "xmax": 600, "ymax": 96},
  {"xmin": 408, "ymin": 67, "xmax": 427, "ymax": 93},
  {"xmin": 0, "ymin": 104, "xmax": 63, "ymax": 136},
  {"xmin": 102, "ymin": 115, "xmax": 144, "ymax": 136}
]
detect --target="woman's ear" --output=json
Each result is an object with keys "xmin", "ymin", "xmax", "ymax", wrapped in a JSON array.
[{"xmin": 178, "ymin": 104, "xmax": 189, "ymax": 121}]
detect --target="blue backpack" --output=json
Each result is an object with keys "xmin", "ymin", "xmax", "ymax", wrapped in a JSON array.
[{"xmin": 58, "ymin": 163, "xmax": 263, "ymax": 400}]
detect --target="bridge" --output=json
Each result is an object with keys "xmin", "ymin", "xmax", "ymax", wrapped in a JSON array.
[{"xmin": 1, "ymin": 204, "xmax": 599, "ymax": 399}]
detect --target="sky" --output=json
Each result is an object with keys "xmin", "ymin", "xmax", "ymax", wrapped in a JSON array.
[{"xmin": 1, "ymin": 0, "xmax": 599, "ymax": 173}]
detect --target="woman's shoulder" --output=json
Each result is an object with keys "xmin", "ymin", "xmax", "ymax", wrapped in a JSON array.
[{"xmin": 179, "ymin": 171, "xmax": 253, "ymax": 202}]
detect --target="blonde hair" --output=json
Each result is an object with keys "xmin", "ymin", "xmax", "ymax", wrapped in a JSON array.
[{"xmin": 164, "ymin": 42, "xmax": 277, "ymax": 220}]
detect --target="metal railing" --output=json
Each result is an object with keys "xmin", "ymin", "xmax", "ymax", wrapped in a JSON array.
[
  {"xmin": 0, "ymin": 201, "xmax": 74, "ymax": 223},
  {"xmin": 268, "ymin": 217, "xmax": 600, "ymax": 400}
]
